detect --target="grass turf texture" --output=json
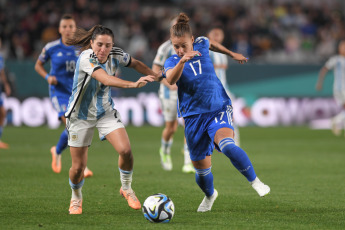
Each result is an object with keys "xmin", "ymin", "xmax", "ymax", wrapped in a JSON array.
[{"xmin": 0, "ymin": 126, "xmax": 344, "ymax": 229}]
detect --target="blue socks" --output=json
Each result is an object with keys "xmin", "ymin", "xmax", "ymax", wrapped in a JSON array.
[
  {"xmin": 195, "ymin": 167, "xmax": 214, "ymax": 197},
  {"xmin": 219, "ymin": 138, "xmax": 256, "ymax": 182},
  {"xmin": 56, "ymin": 129, "xmax": 68, "ymax": 154}
]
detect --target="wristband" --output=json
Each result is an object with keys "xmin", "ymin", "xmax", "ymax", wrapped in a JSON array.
[{"xmin": 45, "ymin": 74, "xmax": 49, "ymax": 80}]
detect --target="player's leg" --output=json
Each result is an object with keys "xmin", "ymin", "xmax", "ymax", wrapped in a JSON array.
[
  {"xmin": 331, "ymin": 92, "xmax": 345, "ymax": 136},
  {"xmin": 106, "ymin": 128, "xmax": 141, "ymax": 210},
  {"xmin": 181, "ymin": 118, "xmax": 195, "ymax": 173},
  {"xmin": 0, "ymin": 103, "xmax": 9, "ymax": 149},
  {"xmin": 184, "ymin": 115, "xmax": 217, "ymax": 212},
  {"xmin": 192, "ymin": 156, "xmax": 218, "ymax": 212},
  {"xmin": 160, "ymin": 120, "xmax": 177, "ymax": 170},
  {"xmin": 214, "ymin": 127, "xmax": 270, "ymax": 197},
  {"xmin": 98, "ymin": 110, "xmax": 140, "ymax": 210},
  {"xmin": 67, "ymin": 118, "xmax": 94, "ymax": 214},
  {"xmin": 69, "ymin": 146, "xmax": 88, "ymax": 214}
]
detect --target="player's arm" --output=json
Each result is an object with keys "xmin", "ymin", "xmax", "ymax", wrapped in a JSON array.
[
  {"xmin": 165, "ymin": 51, "xmax": 200, "ymax": 85},
  {"xmin": 316, "ymin": 66, "xmax": 329, "ymax": 91},
  {"xmin": 152, "ymin": 63, "xmax": 177, "ymax": 90},
  {"xmin": 0, "ymin": 69, "xmax": 11, "ymax": 96},
  {"xmin": 34, "ymin": 59, "xmax": 57, "ymax": 85},
  {"xmin": 91, "ymin": 67, "xmax": 155, "ymax": 88},
  {"xmin": 129, "ymin": 58, "xmax": 162, "ymax": 82},
  {"xmin": 209, "ymin": 39, "xmax": 247, "ymax": 64}
]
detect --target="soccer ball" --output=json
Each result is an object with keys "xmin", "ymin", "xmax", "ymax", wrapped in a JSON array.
[{"xmin": 142, "ymin": 193, "xmax": 175, "ymax": 223}]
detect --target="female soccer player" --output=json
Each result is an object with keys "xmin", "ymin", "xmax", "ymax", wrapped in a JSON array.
[
  {"xmin": 35, "ymin": 14, "xmax": 93, "ymax": 177},
  {"xmin": 316, "ymin": 40, "xmax": 345, "ymax": 136},
  {"xmin": 153, "ymin": 17, "xmax": 194, "ymax": 173},
  {"xmin": 0, "ymin": 38, "xmax": 11, "ymax": 149},
  {"xmin": 65, "ymin": 25, "xmax": 158, "ymax": 214},
  {"xmin": 164, "ymin": 13, "xmax": 270, "ymax": 212}
]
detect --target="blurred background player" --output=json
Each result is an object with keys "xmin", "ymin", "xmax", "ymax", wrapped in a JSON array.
[
  {"xmin": 316, "ymin": 40, "xmax": 345, "ymax": 136},
  {"xmin": 34, "ymin": 14, "xmax": 93, "ymax": 177},
  {"xmin": 65, "ymin": 25, "xmax": 158, "ymax": 214},
  {"xmin": 208, "ymin": 27, "xmax": 240, "ymax": 146},
  {"xmin": 0, "ymin": 37, "xmax": 11, "ymax": 149},
  {"xmin": 164, "ymin": 13, "xmax": 270, "ymax": 212},
  {"xmin": 152, "ymin": 18, "xmax": 195, "ymax": 173}
]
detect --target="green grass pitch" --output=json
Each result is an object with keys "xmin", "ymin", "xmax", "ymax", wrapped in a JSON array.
[{"xmin": 0, "ymin": 125, "xmax": 344, "ymax": 229}]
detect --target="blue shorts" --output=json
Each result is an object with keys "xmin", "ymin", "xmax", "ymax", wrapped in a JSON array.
[
  {"xmin": 0, "ymin": 96, "xmax": 3, "ymax": 107},
  {"xmin": 50, "ymin": 91, "xmax": 69, "ymax": 118},
  {"xmin": 184, "ymin": 105, "xmax": 234, "ymax": 162}
]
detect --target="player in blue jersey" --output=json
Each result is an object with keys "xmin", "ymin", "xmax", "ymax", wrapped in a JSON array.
[
  {"xmin": 164, "ymin": 13, "xmax": 270, "ymax": 212},
  {"xmin": 208, "ymin": 28, "xmax": 240, "ymax": 146},
  {"xmin": 64, "ymin": 25, "xmax": 158, "ymax": 214},
  {"xmin": 316, "ymin": 40, "xmax": 345, "ymax": 136},
  {"xmin": 35, "ymin": 14, "xmax": 93, "ymax": 177},
  {"xmin": 0, "ymin": 38, "xmax": 11, "ymax": 149}
]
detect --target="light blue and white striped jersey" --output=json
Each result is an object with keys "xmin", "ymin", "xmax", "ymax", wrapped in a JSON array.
[
  {"xmin": 209, "ymin": 50, "xmax": 228, "ymax": 88},
  {"xmin": 153, "ymin": 40, "xmax": 177, "ymax": 100},
  {"xmin": 325, "ymin": 55, "xmax": 345, "ymax": 93},
  {"xmin": 65, "ymin": 47, "xmax": 131, "ymax": 120}
]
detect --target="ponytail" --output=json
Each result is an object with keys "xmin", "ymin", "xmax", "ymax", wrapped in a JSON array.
[{"xmin": 66, "ymin": 25, "xmax": 114, "ymax": 52}]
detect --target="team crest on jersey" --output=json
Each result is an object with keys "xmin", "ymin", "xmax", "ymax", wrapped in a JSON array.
[
  {"xmin": 75, "ymin": 50, "xmax": 80, "ymax": 57},
  {"xmin": 89, "ymin": 58, "xmax": 97, "ymax": 67},
  {"xmin": 195, "ymin": 51, "xmax": 202, "ymax": 57}
]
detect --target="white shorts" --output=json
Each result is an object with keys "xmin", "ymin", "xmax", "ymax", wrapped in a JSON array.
[
  {"xmin": 334, "ymin": 90, "xmax": 345, "ymax": 106},
  {"xmin": 66, "ymin": 109, "xmax": 125, "ymax": 147},
  {"xmin": 160, "ymin": 97, "xmax": 178, "ymax": 122}
]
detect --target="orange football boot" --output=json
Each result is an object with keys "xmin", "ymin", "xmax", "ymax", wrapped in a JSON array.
[
  {"xmin": 119, "ymin": 187, "xmax": 141, "ymax": 210},
  {"xmin": 69, "ymin": 199, "xmax": 82, "ymax": 214}
]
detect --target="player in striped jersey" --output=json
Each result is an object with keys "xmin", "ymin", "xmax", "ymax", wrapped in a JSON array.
[
  {"xmin": 35, "ymin": 14, "xmax": 93, "ymax": 177},
  {"xmin": 153, "ymin": 23, "xmax": 195, "ymax": 174},
  {"xmin": 208, "ymin": 28, "xmax": 240, "ymax": 146},
  {"xmin": 0, "ymin": 38, "xmax": 11, "ymax": 149},
  {"xmin": 164, "ymin": 13, "xmax": 270, "ymax": 212},
  {"xmin": 316, "ymin": 40, "xmax": 345, "ymax": 136},
  {"xmin": 65, "ymin": 25, "xmax": 158, "ymax": 214}
]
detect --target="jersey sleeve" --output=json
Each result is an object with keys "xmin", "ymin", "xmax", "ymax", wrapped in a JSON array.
[
  {"xmin": 79, "ymin": 51, "xmax": 101, "ymax": 76},
  {"xmin": 110, "ymin": 47, "xmax": 131, "ymax": 67},
  {"xmin": 194, "ymin": 36, "xmax": 210, "ymax": 49},
  {"xmin": 38, "ymin": 44, "xmax": 51, "ymax": 63},
  {"xmin": 163, "ymin": 56, "xmax": 177, "ymax": 78},
  {"xmin": 153, "ymin": 41, "xmax": 171, "ymax": 66},
  {"xmin": 324, "ymin": 56, "xmax": 337, "ymax": 70}
]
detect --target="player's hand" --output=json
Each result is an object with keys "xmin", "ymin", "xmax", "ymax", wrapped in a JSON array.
[
  {"xmin": 181, "ymin": 51, "xmax": 200, "ymax": 63},
  {"xmin": 168, "ymin": 84, "xmax": 178, "ymax": 90},
  {"xmin": 232, "ymin": 53, "xmax": 248, "ymax": 64},
  {"xmin": 134, "ymin": 75, "xmax": 155, "ymax": 88},
  {"xmin": 47, "ymin": 75, "xmax": 58, "ymax": 85}
]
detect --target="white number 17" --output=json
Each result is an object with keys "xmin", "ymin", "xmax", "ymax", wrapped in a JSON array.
[{"xmin": 189, "ymin": 60, "xmax": 202, "ymax": 76}]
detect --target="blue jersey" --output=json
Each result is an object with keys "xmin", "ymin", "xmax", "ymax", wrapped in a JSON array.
[
  {"xmin": 164, "ymin": 36, "xmax": 231, "ymax": 117},
  {"xmin": 38, "ymin": 39, "xmax": 79, "ymax": 97}
]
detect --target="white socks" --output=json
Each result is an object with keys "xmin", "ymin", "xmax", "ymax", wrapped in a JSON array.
[{"xmin": 119, "ymin": 168, "xmax": 133, "ymax": 190}]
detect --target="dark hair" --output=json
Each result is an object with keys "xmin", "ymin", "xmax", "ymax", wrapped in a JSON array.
[
  {"xmin": 170, "ymin": 13, "xmax": 192, "ymax": 37},
  {"xmin": 66, "ymin": 25, "xmax": 114, "ymax": 52},
  {"xmin": 60, "ymin": 14, "xmax": 74, "ymax": 21}
]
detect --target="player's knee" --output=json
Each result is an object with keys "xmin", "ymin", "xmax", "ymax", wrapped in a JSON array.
[
  {"xmin": 119, "ymin": 147, "xmax": 133, "ymax": 159},
  {"xmin": 218, "ymin": 137, "xmax": 236, "ymax": 152}
]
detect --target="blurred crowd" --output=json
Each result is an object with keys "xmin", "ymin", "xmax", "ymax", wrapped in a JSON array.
[{"xmin": 0, "ymin": 0, "xmax": 345, "ymax": 64}]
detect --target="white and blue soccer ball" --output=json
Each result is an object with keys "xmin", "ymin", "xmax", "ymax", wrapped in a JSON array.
[{"xmin": 142, "ymin": 193, "xmax": 175, "ymax": 223}]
